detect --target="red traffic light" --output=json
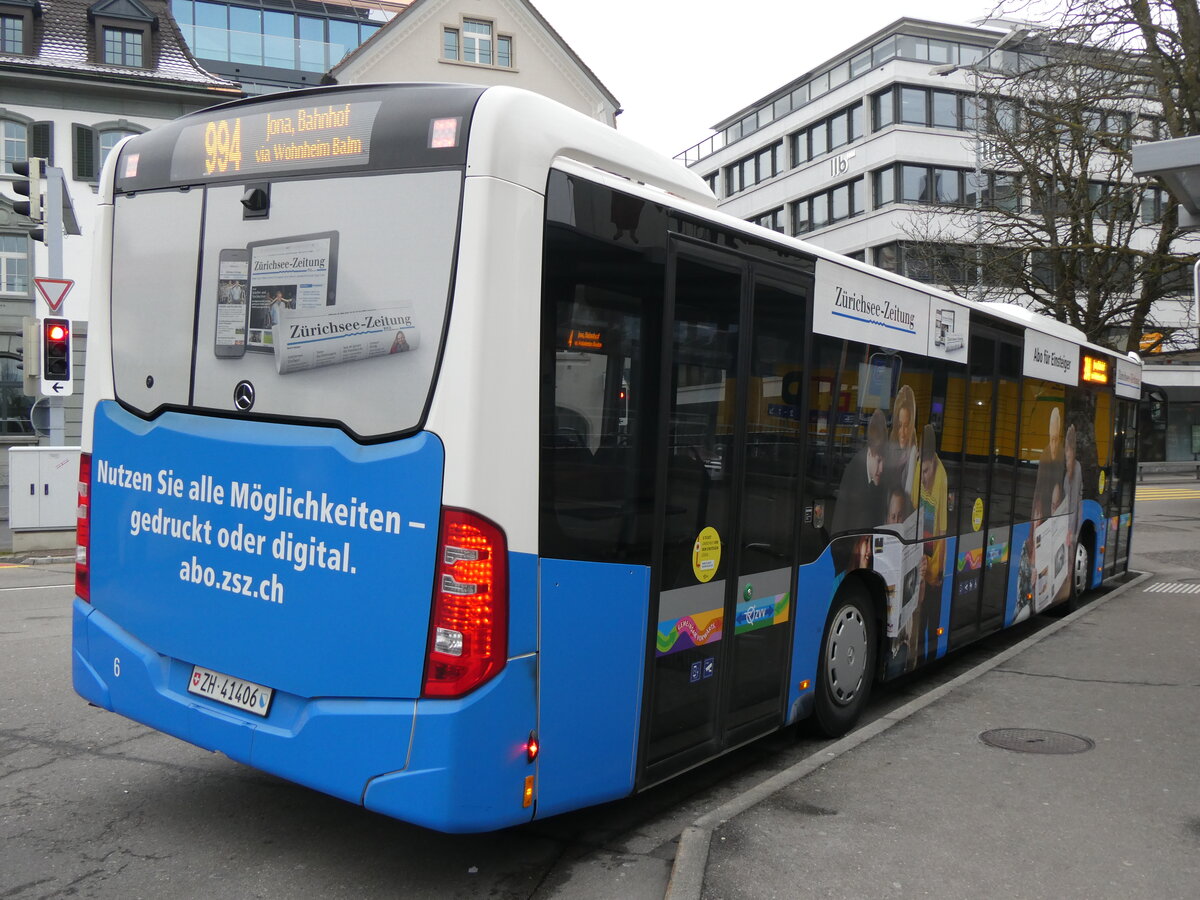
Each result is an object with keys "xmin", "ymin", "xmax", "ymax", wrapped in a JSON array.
[{"xmin": 47, "ymin": 323, "xmax": 68, "ymax": 341}]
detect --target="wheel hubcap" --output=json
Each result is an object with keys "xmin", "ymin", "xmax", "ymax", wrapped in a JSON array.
[
  {"xmin": 1074, "ymin": 541, "xmax": 1088, "ymax": 594},
  {"xmin": 826, "ymin": 605, "xmax": 868, "ymax": 706}
]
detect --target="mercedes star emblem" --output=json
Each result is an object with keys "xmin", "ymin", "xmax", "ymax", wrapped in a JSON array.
[{"xmin": 233, "ymin": 380, "xmax": 255, "ymax": 411}]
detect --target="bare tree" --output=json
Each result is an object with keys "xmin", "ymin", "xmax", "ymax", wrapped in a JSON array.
[{"xmin": 900, "ymin": 3, "xmax": 1199, "ymax": 352}]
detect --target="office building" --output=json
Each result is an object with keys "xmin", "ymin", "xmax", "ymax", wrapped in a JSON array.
[{"xmin": 677, "ymin": 17, "xmax": 1197, "ymax": 351}]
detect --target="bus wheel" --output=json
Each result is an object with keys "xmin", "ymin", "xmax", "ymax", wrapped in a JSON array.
[
  {"xmin": 813, "ymin": 586, "xmax": 876, "ymax": 738},
  {"xmin": 1067, "ymin": 536, "xmax": 1092, "ymax": 611}
]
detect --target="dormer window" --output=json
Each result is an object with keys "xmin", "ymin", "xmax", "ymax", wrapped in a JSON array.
[
  {"xmin": 103, "ymin": 25, "xmax": 142, "ymax": 65},
  {"xmin": 88, "ymin": 0, "xmax": 156, "ymax": 69},
  {"xmin": 0, "ymin": 0, "xmax": 40, "ymax": 56}
]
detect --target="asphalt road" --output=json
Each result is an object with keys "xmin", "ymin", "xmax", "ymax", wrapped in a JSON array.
[{"xmin": 1, "ymin": 482, "xmax": 1194, "ymax": 898}]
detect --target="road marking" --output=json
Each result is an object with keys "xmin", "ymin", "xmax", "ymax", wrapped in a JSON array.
[
  {"xmin": 1136, "ymin": 488, "xmax": 1200, "ymax": 500},
  {"xmin": 1144, "ymin": 582, "xmax": 1200, "ymax": 594},
  {"xmin": 0, "ymin": 583, "xmax": 73, "ymax": 592}
]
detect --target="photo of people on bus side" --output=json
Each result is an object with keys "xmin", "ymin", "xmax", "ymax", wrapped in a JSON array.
[
  {"xmin": 1020, "ymin": 403, "xmax": 1092, "ymax": 615},
  {"xmin": 828, "ymin": 381, "xmax": 951, "ymax": 675}
]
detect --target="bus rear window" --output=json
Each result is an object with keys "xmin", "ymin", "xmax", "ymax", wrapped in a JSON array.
[{"xmin": 110, "ymin": 169, "xmax": 461, "ymax": 439}]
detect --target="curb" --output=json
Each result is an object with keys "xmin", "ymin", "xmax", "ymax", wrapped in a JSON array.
[
  {"xmin": 663, "ymin": 571, "xmax": 1153, "ymax": 900},
  {"xmin": 0, "ymin": 553, "xmax": 74, "ymax": 566}
]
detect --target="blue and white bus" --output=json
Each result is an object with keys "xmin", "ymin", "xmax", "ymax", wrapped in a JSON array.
[{"xmin": 73, "ymin": 83, "xmax": 1141, "ymax": 833}]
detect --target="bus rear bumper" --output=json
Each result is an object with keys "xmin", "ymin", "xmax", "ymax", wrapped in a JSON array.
[{"xmin": 72, "ymin": 598, "xmax": 537, "ymax": 832}]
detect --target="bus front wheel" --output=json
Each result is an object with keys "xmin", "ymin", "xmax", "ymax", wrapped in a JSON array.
[{"xmin": 812, "ymin": 586, "xmax": 876, "ymax": 738}]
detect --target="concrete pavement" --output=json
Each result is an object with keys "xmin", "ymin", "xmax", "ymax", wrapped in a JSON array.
[{"xmin": 668, "ymin": 482, "xmax": 1200, "ymax": 899}]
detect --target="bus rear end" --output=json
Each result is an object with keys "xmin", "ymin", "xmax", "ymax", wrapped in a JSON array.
[{"xmin": 72, "ymin": 84, "xmax": 538, "ymax": 832}]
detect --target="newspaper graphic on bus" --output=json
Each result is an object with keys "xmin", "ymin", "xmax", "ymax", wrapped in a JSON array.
[
  {"xmin": 246, "ymin": 232, "xmax": 339, "ymax": 351},
  {"xmin": 271, "ymin": 305, "xmax": 419, "ymax": 374}
]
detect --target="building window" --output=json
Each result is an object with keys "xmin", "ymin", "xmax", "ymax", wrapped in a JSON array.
[
  {"xmin": 0, "ymin": 0, "xmax": 34, "ymax": 56},
  {"xmin": 749, "ymin": 208, "xmax": 785, "ymax": 232},
  {"xmin": 875, "ymin": 240, "xmax": 1015, "ymax": 288},
  {"xmin": 171, "ymin": 0, "xmax": 380, "ymax": 72},
  {"xmin": 73, "ymin": 120, "xmax": 147, "ymax": 181},
  {"xmin": 103, "ymin": 26, "xmax": 143, "ymax": 65},
  {"xmin": 789, "ymin": 102, "xmax": 863, "ymax": 168},
  {"xmin": 724, "ymin": 141, "xmax": 782, "ymax": 196},
  {"xmin": 872, "ymin": 88, "xmax": 894, "ymax": 130},
  {"xmin": 99, "ymin": 128, "xmax": 136, "ymax": 168},
  {"xmin": 2, "ymin": 118, "xmax": 26, "ymax": 175},
  {"xmin": 1140, "ymin": 186, "xmax": 1169, "ymax": 224},
  {"xmin": 443, "ymin": 17, "xmax": 512, "ymax": 67},
  {"xmin": 463, "ymin": 19, "xmax": 492, "ymax": 64},
  {"xmin": 875, "ymin": 162, "xmax": 1021, "ymax": 212},
  {"xmin": 874, "ymin": 166, "xmax": 895, "ymax": 206},
  {"xmin": 875, "ymin": 85, "xmax": 972, "ymax": 132},
  {"xmin": 900, "ymin": 86, "xmax": 926, "ymax": 125},
  {"xmin": 0, "ymin": 234, "xmax": 30, "ymax": 296},
  {"xmin": 1, "ymin": 13, "xmax": 22, "ymax": 53},
  {"xmin": 0, "ymin": 340, "xmax": 34, "ymax": 435},
  {"xmin": 790, "ymin": 178, "xmax": 865, "ymax": 235},
  {"xmin": 1, "ymin": 113, "xmax": 52, "ymax": 174},
  {"xmin": 901, "ymin": 164, "xmax": 931, "ymax": 203}
]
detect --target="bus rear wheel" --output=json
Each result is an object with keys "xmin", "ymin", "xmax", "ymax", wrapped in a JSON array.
[
  {"xmin": 812, "ymin": 587, "xmax": 876, "ymax": 738},
  {"xmin": 1068, "ymin": 535, "xmax": 1092, "ymax": 610}
]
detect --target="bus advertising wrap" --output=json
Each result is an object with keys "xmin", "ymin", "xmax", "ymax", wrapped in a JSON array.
[
  {"xmin": 272, "ymin": 306, "xmax": 419, "ymax": 374},
  {"xmin": 813, "ymin": 260, "xmax": 970, "ymax": 362},
  {"xmin": 86, "ymin": 402, "xmax": 443, "ymax": 699},
  {"xmin": 208, "ymin": 229, "xmax": 423, "ymax": 376}
]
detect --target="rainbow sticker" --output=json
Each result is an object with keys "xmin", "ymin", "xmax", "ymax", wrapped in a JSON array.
[{"xmin": 657, "ymin": 607, "xmax": 723, "ymax": 656}]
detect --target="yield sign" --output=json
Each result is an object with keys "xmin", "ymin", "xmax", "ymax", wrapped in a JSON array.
[{"xmin": 34, "ymin": 277, "xmax": 74, "ymax": 313}]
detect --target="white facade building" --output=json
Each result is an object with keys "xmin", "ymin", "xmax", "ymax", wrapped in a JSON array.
[
  {"xmin": 330, "ymin": 0, "xmax": 619, "ymax": 126},
  {"xmin": 678, "ymin": 17, "xmax": 1197, "ymax": 349}
]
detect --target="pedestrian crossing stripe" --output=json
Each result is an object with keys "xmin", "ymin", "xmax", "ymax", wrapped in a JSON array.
[{"xmin": 1144, "ymin": 582, "xmax": 1200, "ymax": 594}]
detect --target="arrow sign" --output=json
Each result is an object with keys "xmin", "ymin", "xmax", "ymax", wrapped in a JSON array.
[{"xmin": 34, "ymin": 277, "xmax": 74, "ymax": 313}]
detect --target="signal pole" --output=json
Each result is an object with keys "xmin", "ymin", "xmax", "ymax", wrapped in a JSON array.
[{"xmin": 45, "ymin": 166, "xmax": 67, "ymax": 445}]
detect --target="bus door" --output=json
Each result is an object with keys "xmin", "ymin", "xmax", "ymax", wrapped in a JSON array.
[
  {"xmin": 640, "ymin": 241, "xmax": 810, "ymax": 784},
  {"xmin": 949, "ymin": 331, "xmax": 1021, "ymax": 645},
  {"xmin": 1110, "ymin": 399, "xmax": 1138, "ymax": 571}
]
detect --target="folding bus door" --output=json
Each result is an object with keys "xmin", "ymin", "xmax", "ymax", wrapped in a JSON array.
[
  {"xmin": 949, "ymin": 330, "xmax": 1021, "ymax": 645},
  {"xmin": 639, "ymin": 241, "xmax": 808, "ymax": 784}
]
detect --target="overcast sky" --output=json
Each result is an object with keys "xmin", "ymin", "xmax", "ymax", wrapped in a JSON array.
[{"xmin": 532, "ymin": 1, "xmax": 999, "ymax": 158}]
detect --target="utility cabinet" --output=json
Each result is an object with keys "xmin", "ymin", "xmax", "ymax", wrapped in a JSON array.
[{"xmin": 8, "ymin": 447, "xmax": 80, "ymax": 541}]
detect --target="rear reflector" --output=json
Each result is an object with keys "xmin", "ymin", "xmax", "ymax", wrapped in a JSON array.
[
  {"xmin": 76, "ymin": 453, "xmax": 91, "ymax": 602},
  {"xmin": 422, "ymin": 508, "xmax": 508, "ymax": 698}
]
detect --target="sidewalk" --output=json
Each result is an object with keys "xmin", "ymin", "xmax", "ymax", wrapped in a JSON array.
[
  {"xmin": 669, "ymin": 491, "xmax": 1200, "ymax": 899},
  {"xmin": 0, "ymin": 516, "xmax": 74, "ymax": 563}
]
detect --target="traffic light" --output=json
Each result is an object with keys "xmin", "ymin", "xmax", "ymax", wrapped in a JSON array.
[
  {"xmin": 42, "ymin": 317, "xmax": 71, "ymax": 383},
  {"xmin": 12, "ymin": 157, "xmax": 46, "ymax": 223}
]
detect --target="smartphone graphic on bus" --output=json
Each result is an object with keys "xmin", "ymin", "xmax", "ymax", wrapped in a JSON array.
[{"xmin": 214, "ymin": 248, "xmax": 250, "ymax": 358}]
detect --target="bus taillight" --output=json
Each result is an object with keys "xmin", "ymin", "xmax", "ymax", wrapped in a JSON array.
[
  {"xmin": 76, "ymin": 452, "xmax": 91, "ymax": 602},
  {"xmin": 422, "ymin": 508, "xmax": 508, "ymax": 698}
]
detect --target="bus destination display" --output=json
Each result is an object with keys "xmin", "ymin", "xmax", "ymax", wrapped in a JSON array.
[{"xmin": 170, "ymin": 100, "xmax": 382, "ymax": 182}]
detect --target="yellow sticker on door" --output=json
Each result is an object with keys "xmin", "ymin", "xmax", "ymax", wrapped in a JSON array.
[
  {"xmin": 692, "ymin": 526, "xmax": 722, "ymax": 583},
  {"xmin": 972, "ymin": 497, "xmax": 984, "ymax": 532}
]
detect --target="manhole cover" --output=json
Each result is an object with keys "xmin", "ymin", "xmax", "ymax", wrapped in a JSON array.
[{"xmin": 979, "ymin": 728, "xmax": 1095, "ymax": 755}]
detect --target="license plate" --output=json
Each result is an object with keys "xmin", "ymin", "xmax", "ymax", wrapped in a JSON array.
[{"xmin": 187, "ymin": 665, "xmax": 273, "ymax": 717}]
